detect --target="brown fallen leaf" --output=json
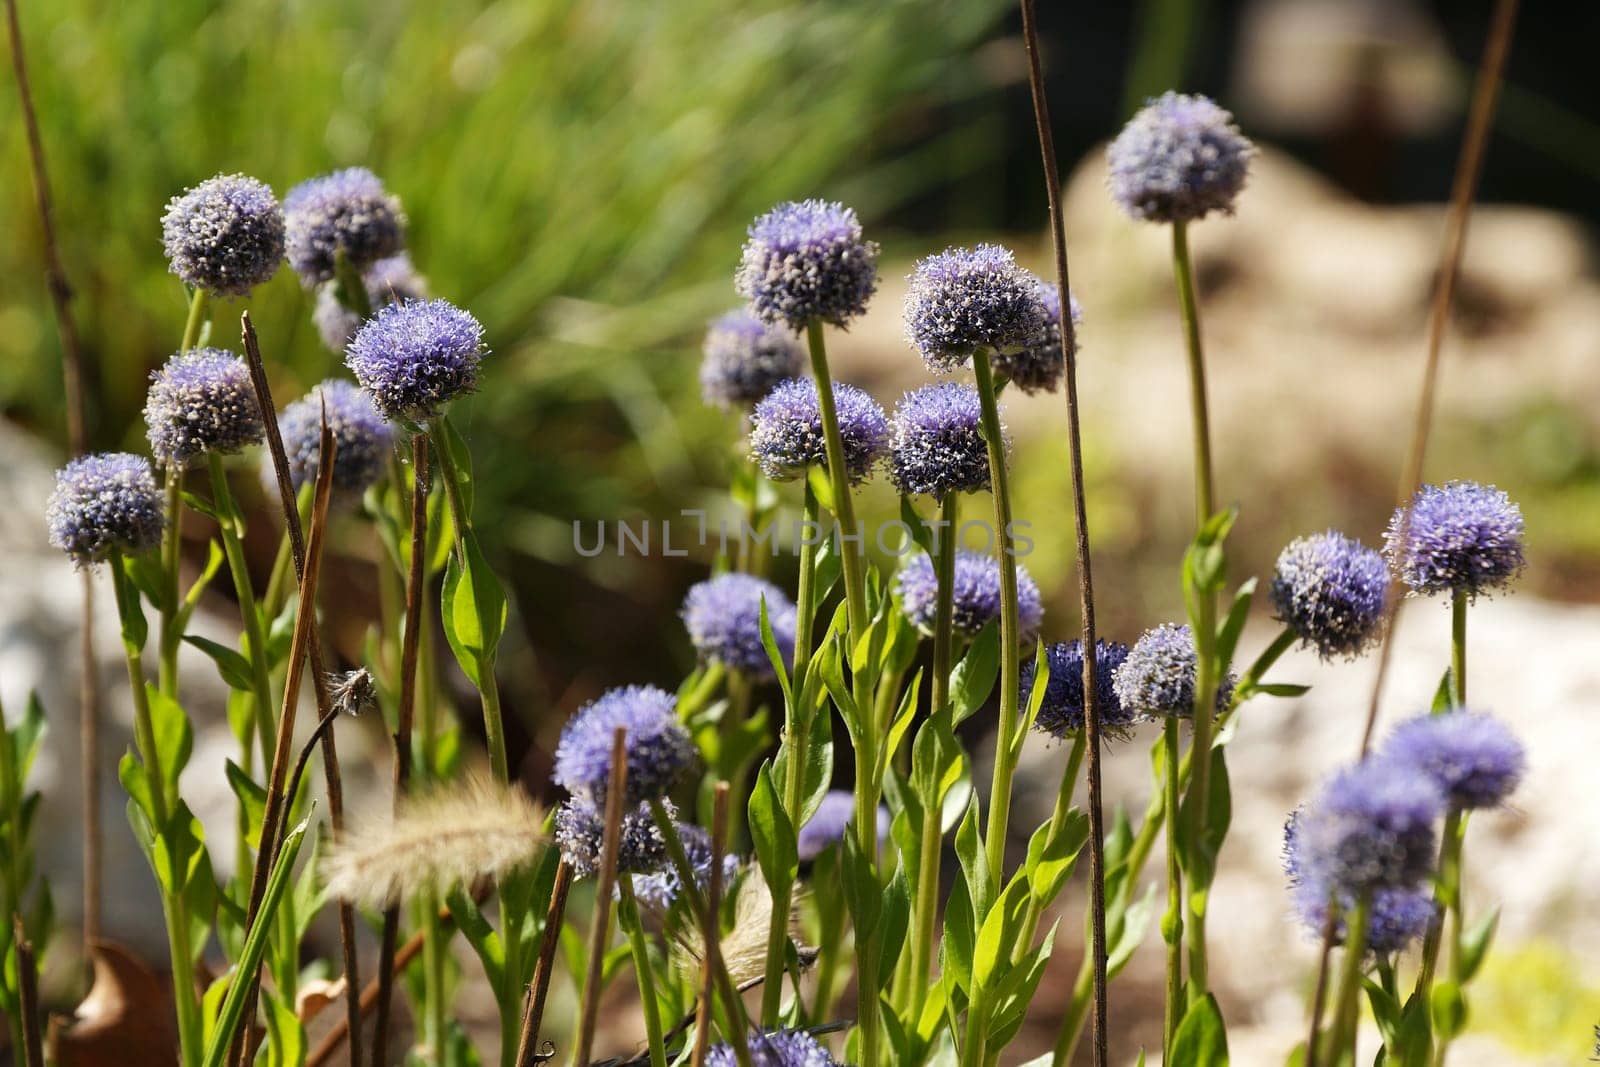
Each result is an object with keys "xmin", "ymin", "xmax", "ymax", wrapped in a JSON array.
[
  {"xmin": 48, "ymin": 940, "xmax": 179, "ymax": 1066},
  {"xmin": 295, "ymin": 976, "xmax": 346, "ymax": 1025}
]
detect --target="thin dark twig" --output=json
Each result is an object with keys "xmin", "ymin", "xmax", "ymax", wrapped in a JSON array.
[
  {"xmin": 1301, "ymin": 905, "xmax": 1340, "ymax": 1067},
  {"xmin": 573, "ymin": 730, "xmax": 631, "ymax": 1066},
  {"xmin": 516, "ymin": 860, "xmax": 575, "ymax": 1066},
  {"xmin": 691, "ymin": 783, "xmax": 732, "ymax": 1067},
  {"xmin": 373, "ymin": 435, "xmax": 430, "ymax": 1067},
  {"xmin": 13, "ymin": 916, "xmax": 44, "ymax": 1067},
  {"xmin": 1018, "ymin": 3, "xmax": 1107, "ymax": 1064},
  {"xmin": 243, "ymin": 311, "xmax": 364, "ymax": 1065},
  {"xmin": 4, "ymin": 0, "xmax": 102, "ymax": 950}
]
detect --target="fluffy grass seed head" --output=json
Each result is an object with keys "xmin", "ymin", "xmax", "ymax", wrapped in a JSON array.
[
  {"xmin": 275, "ymin": 379, "xmax": 394, "ymax": 503},
  {"xmin": 903, "ymin": 244, "xmax": 1052, "ymax": 371},
  {"xmin": 553, "ymin": 797, "xmax": 670, "ymax": 879},
  {"xmin": 344, "ymin": 298, "xmax": 486, "ymax": 422},
  {"xmin": 323, "ymin": 774, "xmax": 542, "ymax": 910},
  {"xmin": 992, "ymin": 277, "xmax": 1082, "ymax": 394},
  {"xmin": 1112, "ymin": 622, "xmax": 1235, "ymax": 719},
  {"xmin": 284, "ymin": 167, "xmax": 406, "ymax": 286},
  {"xmin": 707, "ymin": 1029, "xmax": 841, "ymax": 1067},
  {"xmin": 161, "ymin": 173, "xmax": 285, "ymax": 296},
  {"xmin": 895, "ymin": 549, "xmax": 1043, "ymax": 641},
  {"xmin": 1024, "ymin": 640, "xmax": 1134, "ymax": 739},
  {"xmin": 682, "ymin": 573, "xmax": 797, "ymax": 680},
  {"xmin": 736, "ymin": 199, "xmax": 879, "ymax": 331},
  {"xmin": 553, "ymin": 685, "xmax": 697, "ymax": 805},
  {"xmin": 313, "ymin": 253, "xmax": 429, "ymax": 352},
  {"xmin": 748, "ymin": 377, "xmax": 887, "ymax": 483},
  {"xmin": 1384, "ymin": 481, "xmax": 1526, "ymax": 600},
  {"xmin": 1293, "ymin": 759, "xmax": 1444, "ymax": 896},
  {"xmin": 700, "ymin": 309, "xmax": 806, "ymax": 409},
  {"xmin": 1270, "ymin": 530, "xmax": 1389, "ymax": 660},
  {"xmin": 1380, "ymin": 711, "xmax": 1525, "ymax": 811},
  {"xmin": 1108, "ymin": 92, "xmax": 1255, "ymax": 223},
  {"xmin": 47, "ymin": 453, "xmax": 165, "ymax": 565},
  {"xmin": 144, "ymin": 347, "xmax": 264, "ymax": 465},
  {"xmin": 888, "ymin": 382, "xmax": 993, "ymax": 499}
]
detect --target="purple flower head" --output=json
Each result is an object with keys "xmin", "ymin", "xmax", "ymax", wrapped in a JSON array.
[
  {"xmin": 553, "ymin": 685, "xmax": 697, "ymax": 805},
  {"xmin": 631, "ymin": 823, "xmax": 741, "ymax": 910},
  {"xmin": 1270, "ymin": 530, "xmax": 1389, "ymax": 660},
  {"xmin": 1384, "ymin": 481, "xmax": 1525, "ymax": 600},
  {"xmin": 344, "ymin": 298, "xmax": 485, "ymax": 421},
  {"xmin": 283, "ymin": 167, "xmax": 406, "ymax": 286},
  {"xmin": 1025, "ymin": 640, "xmax": 1135, "ymax": 739},
  {"xmin": 275, "ymin": 379, "xmax": 394, "ymax": 503},
  {"xmin": 553, "ymin": 798, "xmax": 669, "ymax": 878},
  {"xmin": 903, "ymin": 244, "xmax": 1052, "ymax": 371},
  {"xmin": 312, "ymin": 253, "xmax": 429, "ymax": 352},
  {"xmin": 748, "ymin": 378, "xmax": 887, "ymax": 484},
  {"xmin": 161, "ymin": 173, "xmax": 285, "ymax": 296},
  {"xmin": 707, "ymin": 1028, "xmax": 841, "ymax": 1067},
  {"xmin": 682, "ymin": 573, "xmax": 797, "ymax": 680},
  {"xmin": 1112, "ymin": 623, "xmax": 1235, "ymax": 719},
  {"xmin": 1108, "ymin": 92, "xmax": 1255, "ymax": 223},
  {"xmin": 796, "ymin": 790, "xmax": 890, "ymax": 863},
  {"xmin": 992, "ymin": 277, "xmax": 1083, "ymax": 394},
  {"xmin": 895, "ymin": 550, "xmax": 1043, "ymax": 642},
  {"xmin": 1293, "ymin": 759, "xmax": 1444, "ymax": 895},
  {"xmin": 888, "ymin": 382, "xmax": 993, "ymax": 499},
  {"xmin": 736, "ymin": 200, "xmax": 879, "ymax": 330},
  {"xmin": 48, "ymin": 453, "xmax": 165, "ymax": 565},
  {"xmin": 1284, "ymin": 815, "xmax": 1432, "ymax": 954},
  {"xmin": 1380, "ymin": 711, "xmax": 1525, "ymax": 811},
  {"xmin": 144, "ymin": 348, "xmax": 264, "ymax": 465},
  {"xmin": 700, "ymin": 310, "xmax": 806, "ymax": 409}
]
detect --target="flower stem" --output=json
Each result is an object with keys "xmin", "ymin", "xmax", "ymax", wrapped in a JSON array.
[
  {"xmin": 1161, "ymin": 719, "xmax": 1185, "ymax": 1058},
  {"xmin": 802, "ymin": 321, "xmax": 867, "ymax": 641},
  {"xmin": 1014, "ymin": 730, "xmax": 1086, "ymax": 954},
  {"xmin": 206, "ymin": 453, "xmax": 276, "ymax": 771},
  {"xmin": 1321, "ymin": 892, "xmax": 1372, "ymax": 1064},
  {"xmin": 1450, "ymin": 590, "xmax": 1467, "ymax": 707},
  {"xmin": 618, "ymin": 875, "xmax": 668, "ymax": 1067}
]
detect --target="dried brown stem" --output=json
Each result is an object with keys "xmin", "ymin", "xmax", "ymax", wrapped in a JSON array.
[
  {"xmin": 1018, "ymin": 2, "xmax": 1107, "ymax": 1063},
  {"xmin": 515, "ymin": 860, "xmax": 575, "ymax": 1066},
  {"xmin": 573, "ymin": 730, "xmax": 631, "ymax": 1066},
  {"xmin": 372, "ymin": 435, "xmax": 430, "ymax": 1067},
  {"xmin": 691, "ymin": 784, "xmax": 732, "ymax": 1067},
  {"xmin": 13, "ymin": 916, "xmax": 44, "ymax": 1067}
]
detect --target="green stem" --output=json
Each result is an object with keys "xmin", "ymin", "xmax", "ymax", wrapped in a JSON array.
[
  {"xmin": 1321, "ymin": 892, "xmax": 1372, "ymax": 1064},
  {"xmin": 206, "ymin": 453, "xmax": 276, "ymax": 771},
  {"xmin": 1051, "ymin": 961, "xmax": 1093, "ymax": 1065},
  {"xmin": 1171, "ymin": 223, "xmax": 1215, "ymax": 526},
  {"xmin": 333, "ymin": 253, "xmax": 373, "ymax": 320},
  {"xmin": 1451, "ymin": 590, "xmax": 1467, "ymax": 707},
  {"xmin": 1413, "ymin": 807, "xmax": 1464, "ymax": 1008},
  {"xmin": 1162, "ymin": 719, "xmax": 1185, "ymax": 1058},
  {"xmin": 1232, "ymin": 628, "xmax": 1297, "ymax": 707},
  {"xmin": 853, "ymin": 765, "xmax": 882, "ymax": 1067},
  {"xmin": 1014, "ymin": 731, "xmax": 1087, "ymax": 956},
  {"xmin": 617, "ymin": 875, "xmax": 668, "ymax": 1067},
  {"xmin": 158, "ymin": 468, "xmax": 184, "ymax": 696},
  {"xmin": 802, "ymin": 322, "xmax": 867, "ymax": 642}
]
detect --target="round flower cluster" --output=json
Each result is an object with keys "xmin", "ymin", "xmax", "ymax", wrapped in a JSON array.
[
  {"xmin": 1379, "ymin": 711, "xmax": 1524, "ymax": 811},
  {"xmin": 284, "ymin": 167, "xmax": 406, "ymax": 286},
  {"xmin": 681, "ymin": 573, "xmax": 798, "ymax": 680},
  {"xmin": 1269, "ymin": 530, "xmax": 1388, "ymax": 660},
  {"xmin": 706, "ymin": 1028, "xmax": 841, "ymax": 1067},
  {"xmin": 736, "ymin": 200, "xmax": 879, "ymax": 331},
  {"xmin": 747, "ymin": 378, "xmax": 887, "ymax": 483},
  {"xmin": 1112, "ymin": 623, "xmax": 1234, "ymax": 719},
  {"xmin": 345, "ymin": 298, "xmax": 486, "ymax": 421},
  {"xmin": 1282, "ymin": 812, "xmax": 1433, "ymax": 955},
  {"xmin": 47, "ymin": 453, "xmax": 165, "ymax": 565},
  {"xmin": 275, "ymin": 379, "xmax": 394, "ymax": 503},
  {"xmin": 553, "ymin": 685, "xmax": 697, "ymax": 806},
  {"xmin": 895, "ymin": 550, "xmax": 1043, "ymax": 641},
  {"xmin": 160, "ymin": 173, "xmax": 285, "ymax": 296},
  {"xmin": 700, "ymin": 310, "xmax": 806, "ymax": 409},
  {"xmin": 1290, "ymin": 759, "xmax": 1444, "ymax": 895},
  {"xmin": 796, "ymin": 790, "xmax": 890, "ymax": 862},
  {"xmin": 553, "ymin": 797, "xmax": 669, "ymax": 878},
  {"xmin": 144, "ymin": 347, "xmax": 264, "ymax": 465},
  {"xmin": 903, "ymin": 244, "xmax": 1051, "ymax": 371},
  {"xmin": 887, "ymin": 382, "xmax": 993, "ymax": 499},
  {"xmin": 1384, "ymin": 481, "xmax": 1525, "ymax": 600},
  {"xmin": 1107, "ymin": 92, "xmax": 1255, "ymax": 223},
  {"xmin": 1024, "ymin": 639, "xmax": 1135, "ymax": 739},
  {"xmin": 312, "ymin": 253, "xmax": 428, "ymax": 352},
  {"xmin": 991, "ymin": 279, "xmax": 1082, "ymax": 394},
  {"xmin": 630, "ymin": 822, "xmax": 740, "ymax": 910}
]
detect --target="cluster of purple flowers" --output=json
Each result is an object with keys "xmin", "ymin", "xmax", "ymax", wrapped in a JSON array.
[
  {"xmin": 1112, "ymin": 623, "xmax": 1233, "ymax": 719},
  {"xmin": 47, "ymin": 453, "xmax": 165, "ymax": 565},
  {"xmin": 274, "ymin": 379, "xmax": 394, "ymax": 503},
  {"xmin": 903, "ymin": 244, "xmax": 1052, "ymax": 371},
  {"xmin": 1270, "ymin": 530, "xmax": 1388, "ymax": 660},
  {"xmin": 630, "ymin": 821, "xmax": 740, "ymax": 910},
  {"xmin": 1384, "ymin": 481, "xmax": 1525, "ymax": 600},
  {"xmin": 700, "ymin": 310, "xmax": 806, "ymax": 409},
  {"xmin": 144, "ymin": 348, "xmax": 265, "ymax": 465},
  {"xmin": 797, "ymin": 790, "xmax": 890, "ymax": 862},
  {"xmin": 747, "ymin": 378, "xmax": 887, "ymax": 483},
  {"xmin": 887, "ymin": 382, "xmax": 993, "ymax": 499},
  {"xmin": 1025, "ymin": 639, "xmax": 1134, "ymax": 739},
  {"xmin": 284, "ymin": 167, "xmax": 406, "ymax": 286},
  {"xmin": 1108, "ymin": 92, "xmax": 1255, "ymax": 223},
  {"xmin": 895, "ymin": 550, "xmax": 1043, "ymax": 641},
  {"xmin": 736, "ymin": 200, "xmax": 879, "ymax": 331},
  {"xmin": 681, "ymin": 573, "xmax": 797, "ymax": 680},
  {"xmin": 161, "ymin": 173, "xmax": 285, "ymax": 297},
  {"xmin": 313, "ymin": 254, "xmax": 428, "ymax": 352},
  {"xmin": 706, "ymin": 1029, "xmax": 841, "ymax": 1067}
]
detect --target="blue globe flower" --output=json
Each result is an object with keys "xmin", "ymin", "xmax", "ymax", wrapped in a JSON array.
[
  {"xmin": 903, "ymin": 244, "xmax": 1052, "ymax": 371},
  {"xmin": 1024, "ymin": 640, "xmax": 1134, "ymax": 739},
  {"xmin": 736, "ymin": 200, "xmax": 879, "ymax": 330},
  {"xmin": 1283, "ymin": 812, "xmax": 1434, "ymax": 954},
  {"xmin": 1112, "ymin": 623, "xmax": 1234, "ymax": 719},
  {"xmin": 1292, "ymin": 759, "xmax": 1444, "ymax": 895},
  {"xmin": 992, "ymin": 277, "xmax": 1082, "ymax": 394},
  {"xmin": 707, "ymin": 1028, "xmax": 841, "ymax": 1067},
  {"xmin": 1380, "ymin": 711, "xmax": 1525, "ymax": 811},
  {"xmin": 1108, "ymin": 92, "xmax": 1254, "ymax": 223},
  {"xmin": 144, "ymin": 347, "xmax": 264, "ymax": 465},
  {"xmin": 344, "ymin": 298, "xmax": 486, "ymax": 421},
  {"xmin": 1384, "ymin": 481, "xmax": 1525, "ymax": 600},
  {"xmin": 748, "ymin": 378, "xmax": 888, "ymax": 484},
  {"xmin": 700, "ymin": 310, "xmax": 806, "ymax": 409},
  {"xmin": 888, "ymin": 382, "xmax": 993, "ymax": 499},
  {"xmin": 682, "ymin": 573, "xmax": 797, "ymax": 680},
  {"xmin": 895, "ymin": 549, "xmax": 1043, "ymax": 641},
  {"xmin": 1270, "ymin": 530, "xmax": 1388, "ymax": 660},
  {"xmin": 161, "ymin": 173, "xmax": 285, "ymax": 296},
  {"xmin": 553, "ymin": 798, "xmax": 669, "ymax": 878},
  {"xmin": 630, "ymin": 823, "xmax": 740, "ymax": 910},
  {"xmin": 312, "ymin": 253, "xmax": 428, "ymax": 352},
  {"xmin": 47, "ymin": 453, "xmax": 165, "ymax": 565},
  {"xmin": 553, "ymin": 685, "xmax": 697, "ymax": 805},
  {"xmin": 284, "ymin": 167, "xmax": 406, "ymax": 286},
  {"xmin": 275, "ymin": 379, "xmax": 394, "ymax": 503},
  {"xmin": 796, "ymin": 790, "xmax": 890, "ymax": 863}
]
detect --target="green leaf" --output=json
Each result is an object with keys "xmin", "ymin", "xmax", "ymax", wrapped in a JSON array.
[
  {"xmin": 447, "ymin": 885, "xmax": 505, "ymax": 990},
  {"xmin": 114, "ymin": 555, "xmax": 148, "ymax": 648},
  {"xmin": 224, "ymin": 761, "xmax": 266, "ymax": 851},
  {"xmin": 1024, "ymin": 810, "xmax": 1089, "ymax": 909},
  {"xmin": 972, "ymin": 875, "xmax": 1029, "ymax": 992},
  {"xmin": 1457, "ymin": 906, "xmax": 1499, "ymax": 982},
  {"xmin": 1252, "ymin": 683, "xmax": 1311, "ymax": 698},
  {"xmin": 262, "ymin": 990, "xmax": 306, "ymax": 1067},
  {"xmin": 146, "ymin": 683, "xmax": 194, "ymax": 786},
  {"xmin": 1178, "ymin": 747, "xmax": 1232, "ymax": 889},
  {"xmin": 876, "ymin": 867, "xmax": 910, "ymax": 989},
  {"xmin": 953, "ymin": 796, "xmax": 990, "ymax": 923},
  {"xmin": 806, "ymin": 466, "xmax": 835, "ymax": 515},
  {"xmin": 436, "ymin": 415, "xmax": 476, "ymax": 516},
  {"xmin": 1170, "ymin": 993, "xmax": 1229, "ymax": 1066},
  {"xmin": 119, "ymin": 751, "xmax": 158, "ymax": 825},
  {"xmin": 949, "ymin": 622, "xmax": 999, "ymax": 726},
  {"xmin": 1214, "ymin": 577, "xmax": 1256, "ymax": 670},
  {"xmin": 748, "ymin": 762, "xmax": 798, "ymax": 894},
  {"xmin": 1430, "ymin": 979, "xmax": 1466, "ymax": 1041},
  {"xmin": 440, "ymin": 530, "xmax": 507, "ymax": 687},
  {"xmin": 773, "ymin": 702, "xmax": 833, "ymax": 830},
  {"xmin": 1107, "ymin": 883, "xmax": 1156, "ymax": 978},
  {"xmin": 758, "ymin": 597, "xmax": 793, "ymax": 707},
  {"xmin": 184, "ymin": 634, "xmax": 255, "ymax": 692},
  {"xmin": 941, "ymin": 875, "xmax": 974, "ymax": 994},
  {"xmin": 898, "ymin": 497, "xmax": 936, "ymax": 557},
  {"xmin": 1430, "ymin": 670, "xmax": 1453, "ymax": 713}
]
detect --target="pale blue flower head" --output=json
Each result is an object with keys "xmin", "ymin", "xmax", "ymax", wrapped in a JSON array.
[
  {"xmin": 1024, "ymin": 640, "xmax": 1134, "ymax": 739},
  {"xmin": 1292, "ymin": 759, "xmax": 1444, "ymax": 895},
  {"xmin": 748, "ymin": 377, "xmax": 887, "ymax": 483},
  {"xmin": 276, "ymin": 379, "xmax": 394, "ymax": 503},
  {"xmin": 1384, "ymin": 481, "xmax": 1525, "ymax": 600},
  {"xmin": 631, "ymin": 823, "xmax": 741, "ymax": 910},
  {"xmin": 992, "ymin": 277, "xmax": 1083, "ymax": 394},
  {"xmin": 1284, "ymin": 812, "xmax": 1433, "ymax": 954},
  {"xmin": 1112, "ymin": 623, "xmax": 1234, "ymax": 719},
  {"xmin": 796, "ymin": 790, "xmax": 890, "ymax": 863},
  {"xmin": 144, "ymin": 347, "xmax": 264, "ymax": 465},
  {"xmin": 895, "ymin": 549, "xmax": 1043, "ymax": 641},
  {"xmin": 903, "ymin": 244, "xmax": 1052, "ymax": 370},
  {"xmin": 1108, "ymin": 92, "xmax": 1254, "ymax": 223},
  {"xmin": 700, "ymin": 310, "xmax": 805, "ymax": 409},
  {"xmin": 553, "ymin": 798, "xmax": 669, "ymax": 878},
  {"xmin": 161, "ymin": 173, "xmax": 285, "ymax": 296},
  {"xmin": 553, "ymin": 685, "xmax": 697, "ymax": 805},
  {"xmin": 888, "ymin": 382, "xmax": 993, "ymax": 499},
  {"xmin": 707, "ymin": 1028, "xmax": 842, "ymax": 1067},
  {"xmin": 1270, "ymin": 530, "xmax": 1389, "ymax": 660},
  {"xmin": 682, "ymin": 573, "xmax": 797, "ymax": 680},
  {"xmin": 284, "ymin": 167, "xmax": 406, "ymax": 286},
  {"xmin": 313, "ymin": 253, "xmax": 429, "ymax": 352},
  {"xmin": 1380, "ymin": 711, "xmax": 1525, "ymax": 811},
  {"xmin": 48, "ymin": 453, "xmax": 165, "ymax": 565},
  {"xmin": 344, "ymin": 298, "xmax": 485, "ymax": 421},
  {"xmin": 736, "ymin": 200, "xmax": 879, "ymax": 330}
]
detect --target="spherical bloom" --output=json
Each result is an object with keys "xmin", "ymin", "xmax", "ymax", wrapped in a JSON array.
[
  {"xmin": 160, "ymin": 173, "xmax": 285, "ymax": 296},
  {"xmin": 1292, "ymin": 759, "xmax": 1444, "ymax": 895},
  {"xmin": 1112, "ymin": 623, "xmax": 1235, "ymax": 719},
  {"xmin": 283, "ymin": 167, "xmax": 406, "ymax": 286},
  {"xmin": 1284, "ymin": 814, "xmax": 1432, "ymax": 954},
  {"xmin": 735, "ymin": 200, "xmax": 879, "ymax": 330},
  {"xmin": 144, "ymin": 347, "xmax": 264, "ymax": 465},
  {"xmin": 888, "ymin": 382, "xmax": 993, "ymax": 499},
  {"xmin": 1107, "ymin": 92, "xmax": 1254, "ymax": 223},
  {"xmin": 747, "ymin": 378, "xmax": 887, "ymax": 483},
  {"xmin": 992, "ymin": 278, "xmax": 1082, "ymax": 394},
  {"xmin": 796, "ymin": 791, "xmax": 890, "ymax": 863},
  {"xmin": 553, "ymin": 798, "xmax": 669, "ymax": 879},
  {"xmin": 1024, "ymin": 640, "xmax": 1135, "ymax": 739},
  {"xmin": 682, "ymin": 573, "xmax": 797, "ymax": 680},
  {"xmin": 895, "ymin": 550, "xmax": 1043, "ymax": 642},
  {"xmin": 903, "ymin": 244, "xmax": 1052, "ymax": 371},
  {"xmin": 275, "ymin": 380, "xmax": 394, "ymax": 503},
  {"xmin": 1380, "ymin": 711, "xmax": 1525, "ymax": 811},
  {"xmin": 707, "ymin": 1028, "xmax": 841, "ymax": 1067},
  {"xmin": 700, "ymin": 310, "xmax": 806, "ymax": 409},
  {"xmin": 47, "ymin": 453, "xmax": 164, "ymax": 564},
  {"xmin": 553, "ymin": 685, "xmax": 697, "ymax": 805},
  {"xmin": 344, "ymin": 298, "xmax": 486, "ymax": 421},
  {"xmin": 1270, "ymin": 530, "xmax": 1389, "ymax": 660},
  {"xmin": 631, "ymin": 823, "xmax": 741, "ymax": 910},
  {"xmin": 312, "ymin": 254, "xmax": 429, "ymax": 352},
  {"xmin": 1383, "ymin": 481, "xmax": 1525, "ymax": 600}
]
